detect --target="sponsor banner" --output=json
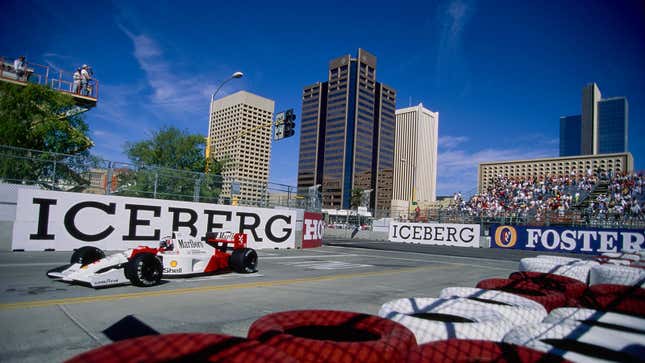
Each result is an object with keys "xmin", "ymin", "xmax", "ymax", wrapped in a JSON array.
[
  {"xmin": 12, "ymin": 189, "xmax": 296, "ymax": 251},
  {"xmin": 302, "ymin": 212, "xmax": 324, "ymax": 248},
  {"xmin": 389, "ymin": 222, "xmax": 480, "ymax": 248},
  {"xmin": 490, "ymin": 224, "xmax": 645, "ymax": 254}
]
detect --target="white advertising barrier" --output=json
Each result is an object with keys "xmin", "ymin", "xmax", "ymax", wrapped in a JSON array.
[
  {"xmin": 389, "ymin": 222, "xmax": 480, "ymax": 247},
  {"xmin": 12, "ymin": 188, "xmax": 297, "ymax": 251}
]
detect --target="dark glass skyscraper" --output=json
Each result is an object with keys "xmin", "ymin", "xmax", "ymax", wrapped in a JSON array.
[
  {"xmin": 559, "ymin": 115, "xmax": 582, "ymax": 156},
  {"xmin": 297, "ymin": 49, "xmax": 396, "ymax": 215},
  {"xmin": 559, "ymin": 83, "xmax": 629, "ymax": 156},
  {"xmin": 597, "ymin": 97, "xmax": 628, "ymax": 154}
]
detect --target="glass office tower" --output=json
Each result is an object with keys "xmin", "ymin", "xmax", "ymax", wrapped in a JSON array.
[
  {"xmin": 559, "ymin": 115, "xmax": 582, "ymax": 157},
  {"xmin": 297, "ymin": 49, "xmax": 396, "ymax": 215},
  {"xmin": 597, "ymin": 97, "xmax": 628, "ymax": 154}
]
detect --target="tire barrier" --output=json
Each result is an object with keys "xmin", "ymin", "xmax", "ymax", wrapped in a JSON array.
[
  {"xmin": 577, "ymin": 284, "xmax": 645, "ymax": 317},
  {"xmin": 475, "ymin": 278, "xmax": 568, "ymax": 312},
  {"xmin": 536, "ymin": 255, "xmax": 582, "ymax": 264},
  {"xmin": 503, "ymin": 322, "xmax": 645, "ymax": 363},
  {"xmin": 600, "ymin": 252, "xmax": 640, "ymax": 262},
  {"xmin": 544, "ymin": 308, "xmax": 645, "ymax": 334},
  {"xmin": 377, "ymin": 298, "xmax": 516, "ymax": 344},
  {"xmin": 65, "ymin": 333, "xmax": 298, "ymax": 363},
  {"xmin": 589, "ymin": 264, "xmax": 645, "ymax": 287},
  {"xmin": 407, "ymin": 339, "xmax": 569, "ymax": 363},
  {"xmin": 247, "ymin": 309, "xmax": 417, "ymax": 363},
  {"xmin": 438, "ymin": 287, "xmax": 547, "ymax": 324},
  {"xmin": 519, "ymin": 257, "xmax": 598, "ymax": 283},
  {"xmin": 508, "ymin": 271, "xmax": 587, "ymax": 299}
]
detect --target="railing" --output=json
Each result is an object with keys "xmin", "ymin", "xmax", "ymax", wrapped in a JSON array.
[
  {"xmin": 0, "ymin": 56, "xmax": 99, "ymax": 100},
  {"xmin": 0, "ymin": 145, "xmax": 320, "ymax": 211}
]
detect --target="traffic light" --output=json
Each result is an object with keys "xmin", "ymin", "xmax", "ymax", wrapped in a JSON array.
[{"xmin": 284, "ymin": 109, "xmax": 296, "ymax": 138}]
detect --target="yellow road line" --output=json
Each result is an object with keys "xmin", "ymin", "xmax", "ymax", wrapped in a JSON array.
[{"xmin": 0, "ymin": 264, "xmax": 458, "ymax": 310}]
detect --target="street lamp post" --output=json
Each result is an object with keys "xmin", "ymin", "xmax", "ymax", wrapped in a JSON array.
[
  {"xmin": 208, "ymin": 71, "xmax": 244, "ymax": 127},
  {"xmin": 206, "ymin": 72, "xmax": 243, "ymax": 202}
]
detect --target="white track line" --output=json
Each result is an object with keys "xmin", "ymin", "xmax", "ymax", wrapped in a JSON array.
[
  {"xmin": 323, "ymin": 245, "xmax": 516, "ymax": 270},
  {"xmin": 58, "ymin": 304, "xmax": 102, "ymax": 346}
]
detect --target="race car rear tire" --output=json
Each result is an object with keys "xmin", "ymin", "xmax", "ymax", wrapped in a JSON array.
[
  {"xmin": 230, "ymin": 248, "xmax": 258, "ymax": 273},
  {"xmin": 503, "ymin": 322, "xmax": 644, "ymax": 363},
  {"xmin": 378, "ymin": 297, "xmax": 516, "ymax": 343},
  {"xmin": 70, "ymin": 246, "xmax": 105, "ymax": 266},
  {"xmin": 247, "ymin": 309, "xmax": 417, "ymax": 363},
  {"xmin": 125, "ymin": 253, "xmax": 162, "ymax": 287}
]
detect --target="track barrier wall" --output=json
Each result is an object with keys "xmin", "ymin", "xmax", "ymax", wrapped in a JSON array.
[
  {"xmin": 11, "ymin": 187, "xmax": 298, "ymax": 251},
  {"xmin": 388, "ymin": 222, "xmax": 480, "ymax": 248},
  {"xmin": 490, "ymin": 224, "xmax": 645, "ymax": 255}
]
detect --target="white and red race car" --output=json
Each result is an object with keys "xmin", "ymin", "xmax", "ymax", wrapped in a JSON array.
[{"xmin": 47, "ymin": 233, "xmax": 258, "ymax": 288}]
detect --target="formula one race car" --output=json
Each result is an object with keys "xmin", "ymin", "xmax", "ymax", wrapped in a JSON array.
[{"xmin": 47, "ymin": 233, "xmax": 258, "ymax": 288}]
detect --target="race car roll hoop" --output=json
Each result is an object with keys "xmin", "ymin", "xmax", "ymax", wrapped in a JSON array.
[{"xmin": 47, "ymin": 233, "xmax": 257, "ymax": 288}]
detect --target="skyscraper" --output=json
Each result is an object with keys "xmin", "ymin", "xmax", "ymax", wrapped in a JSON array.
[
  {"xmin": 559, "ymin": 115, "xmax": 582, "ymax": 157},
  {"xmin": 581, "ymin": 82, "xmax": 601, "ymax": 155},
  {"xmin": 297, "ymin": 49, "xmax": 396, "ymax": 216},
  {"xmin": 597, "ymin": 97, "xmax": 628, "ymax": 154},
  {"xmin": 559, "ymin": 83, "xmax": 628, "ymax": 156},
  {"xmin": 393, "ymin": 103, "xmax": 439, "ymax": 204},
  {"xmin": 208, "ymin": 91, "xmax": 274, "ymax": 204}
]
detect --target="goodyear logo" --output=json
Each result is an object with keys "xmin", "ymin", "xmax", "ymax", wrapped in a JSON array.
[{"xmin": 494, "ymin": 226, "xmax": 517, "ymax": 248}]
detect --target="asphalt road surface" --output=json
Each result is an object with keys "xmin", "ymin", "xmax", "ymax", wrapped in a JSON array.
[{"xmin": 0, "ymin": 240, "xmax": 553, "ymax": 362}]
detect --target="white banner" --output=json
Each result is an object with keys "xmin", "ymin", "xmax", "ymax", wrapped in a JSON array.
[
  {"xmin": 12, "ymin": 189, "xmax": 296, "ymax": 251},
  {"xmin": 389, "ymin": 222, "xmax": 480, "ymax": 248}
]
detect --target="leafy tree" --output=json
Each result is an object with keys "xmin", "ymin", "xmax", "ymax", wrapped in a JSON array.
[
  {"xmin": 0, "ymin": 82, "xmax": 94, "ymax": 188},
  {"xmin": 0, "ymin": 82, "xmax": 92, "ymax": 153},
  {"xmin": 350, "ymin": 188, "xmax": 364, "ymax": 210},
  {"xmin": 116, "ymin": 126, "xmax": 222, "ymax": 202}
]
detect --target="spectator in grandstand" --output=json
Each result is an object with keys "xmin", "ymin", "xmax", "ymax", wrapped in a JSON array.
[
  {"xmin": 13, "ymin": 56, "xmax": 26, "ymax": 80},
  {"xmin": 72, "ymin": 68, "xmax": 82, "ymax": 94}
]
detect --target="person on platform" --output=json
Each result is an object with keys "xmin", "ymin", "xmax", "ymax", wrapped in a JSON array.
[{"xmin": 13, "ymin": 56, "xmax": 26, "ymax": 81}]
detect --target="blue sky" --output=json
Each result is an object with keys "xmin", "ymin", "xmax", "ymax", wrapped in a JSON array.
[{"xmin": 2, "ymin": 0, "xmax": 644, "ymax": 196}]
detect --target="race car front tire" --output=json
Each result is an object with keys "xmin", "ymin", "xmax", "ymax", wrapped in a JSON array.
[
  {"xmin": 70, "ymin": 246, "xmax": 105, "ymax": 266},
  {"xmin": 230, "ymin": 248, "xmax": 258, "ymax": 273},
  {"xmin": 125, "ymin": 253, "xmax": 162, "ymax": 287}
]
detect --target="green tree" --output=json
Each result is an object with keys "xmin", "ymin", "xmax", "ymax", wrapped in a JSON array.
[
  {"xmin": 0, "ymin": 82, "xmax": 92, "ymax": 153},
  {"xmin": 0, "ymin": 82, "xmax": 94, "ymax": 188},
  {"xmin": 117, "ymin": 126, "xmax": 222, "ymax": 202},
  {"xmin": 350, "ymin": 188, "xmax": 364, "ymax": 210}
]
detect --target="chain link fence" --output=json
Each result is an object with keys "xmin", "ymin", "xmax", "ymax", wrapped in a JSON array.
[{"xmin": 0, "ymin": 144, "xmax": 321, "ymax": 210}]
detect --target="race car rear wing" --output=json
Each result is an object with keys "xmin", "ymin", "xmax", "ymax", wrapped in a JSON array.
[{"xmin": 205, "ymin": 233, "xmax": 248, "ymax": 251}]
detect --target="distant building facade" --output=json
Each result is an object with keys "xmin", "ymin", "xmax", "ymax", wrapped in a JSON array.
[
  {"xmin": 560, "ymin": 83, "xmax": 628, "ymax": 156},
  {"xmin": 478, "ymin": 152, "xmax": 633, "ymax": 192},
  {"xmin": 597, "ymin": 97, "xmax": 628, "ymax": 154},
  {"xmin": 559, "ymin": 115, "xmax": 582, "ymax": 157},
  {"xmin": 297, "ymin": 49, "xmax": 396, "ymax": 216},
  {"xmin": 208, "ymin": 91, "xmax": 274, "ymax": 204},
  {"xmin": 393, "ymin": 103, "xmax": 439, "ymax": 205}
]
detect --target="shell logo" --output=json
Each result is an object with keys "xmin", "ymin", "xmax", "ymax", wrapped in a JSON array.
[
  {"xmin": 170, "ymin": 260, "xmax": 178, "ymax": 268},
  {"xmin": 494, "ymin": 226, "xmax": 517, "ymax": 248}
]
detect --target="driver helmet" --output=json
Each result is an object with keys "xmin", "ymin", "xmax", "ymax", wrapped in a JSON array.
[{"xmin": 159, "ymin": 237, "xmax": 174, "ymax": 251}]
